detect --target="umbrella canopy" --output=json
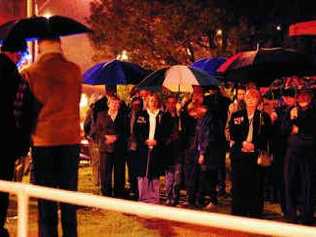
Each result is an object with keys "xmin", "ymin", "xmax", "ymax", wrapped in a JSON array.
[
  {"xmin": 83, "ymin": 60, "xmax": 151, "ymax": 85},
  {"xmin": 136, "ymin": 65, "xmax": 220, "ymax": 93},
  {"xmin": 0, "ymin": 15, "xmax": 91, "ymax": 43},
  {"xmin": 191, "ymin": 57, "xmax": 226, "ymax": 76},
  {"xmin": 289, "ymin": 20, "xmax": 316, "ymax": 36},
  {"xmin": 217, "ymin": 47, "xmax": 316, "ymax": 87}
]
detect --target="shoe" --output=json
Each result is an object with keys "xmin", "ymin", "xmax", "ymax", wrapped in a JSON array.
[
  {"xmin": 165, "ymin": 199, "xmax": 172, "ymax": 206},
  {"xmin": 128, "ymin": 192, "xmax": 138, "ymax": 200},
  {"xmin": 188, "ymin": 203, "xmax": 197, "ymax": 209},
  {"xmin": 195, "ymin": 201, "xmax": 205, "ymax": 209}
]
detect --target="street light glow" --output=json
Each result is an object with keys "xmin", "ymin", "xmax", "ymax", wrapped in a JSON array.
[
  {"xmin": 117, "ymin": 50, "xmax": 129, "ymax": 61},
  {"xmin": 42, "ymin": 12, "xmax": 52, "ymax": 18},
  {"xmin": 216, "ymin": 29, "xmax": 223, "ymax": 35},
  {"xmin": 80, "ymin": 93, "xmax": 89, "ymax": 108},
  {"xmin": 276, "ymin": 25, "xmax": 281, "ymax": 31}
]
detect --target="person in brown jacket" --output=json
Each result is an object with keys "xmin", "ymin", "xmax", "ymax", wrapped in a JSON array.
[{"xmin": 22, "ymin": 36, "xmax": 81, "ymax": 237}]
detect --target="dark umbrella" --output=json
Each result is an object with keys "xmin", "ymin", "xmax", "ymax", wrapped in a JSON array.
[
  {"xmin": 0, "ymin": 15, "xmax": 91, "ymax": 43},
  {"xmin": 82, "ymin": 60, "xmax": 151, "ymax": 85},
  {"xmin": 136, "ymin": 65, "xmax": 220, "ymax": 93},
  {"xmin": 263, "ymin": 87, "xmax": 296, "ymax": 100},
  {"xmin": 191, "ymin": 57, "xmax": 226, "ymax": 76},
  {"xmin": 217, "ymin": 47, "xmax": 316, "ymax": 87}
]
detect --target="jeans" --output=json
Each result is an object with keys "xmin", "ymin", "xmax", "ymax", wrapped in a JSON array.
[
  {"xmin": 165, "ymin": 164, "xmax": 182, "ymax": 203},
  {"xmin": 32, "ymin": 145, "xmax": 79, "ymax": 237}
]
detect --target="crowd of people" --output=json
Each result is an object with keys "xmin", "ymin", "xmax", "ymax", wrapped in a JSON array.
[
  {"xmin": 1, "ymin": 35, "xmax": 316, "ymax": 237},
  {"xmin": 84, "ymin": 81, "xmax": 316, "ymax": 226}
]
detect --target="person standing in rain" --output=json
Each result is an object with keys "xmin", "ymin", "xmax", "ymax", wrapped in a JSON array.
[
  {"xmin": 229, "ymin": 88, "xmax": 272, "ymax": 218},
  {"xmin": 204, "ymin": 86, "xmax": 231, "ymax": 197},
  {"xmin": 269, "ymin": 88, "xmax": 296, "ymax": 215},
  {"xmin": 0, "ymin": 39, "xmax": 39, "ymax": 237},
  {"xmin": 22, "ymin": 36, "xmax": 81, "ymax": 237},
  {"xmin": 134, "ymin": 93, "xmax": 172, "ymax": 204},
  {"xmin": 185, "ymin": 103, "xmax": 219, "ymax": 209},
  {"xmin": 95, "ymin": 95, "xmax": 128, "ymax": 198},
  {"xmin": 163, "ymin": 95, "xmax": 182, "ymax": 206},
  {"xmin": 284, "ymin": 89, "xmax": 316, "ymax": 225},
  {"xmin": 126, "ymin": 96, "xmax": 143, "ymax": 199}
]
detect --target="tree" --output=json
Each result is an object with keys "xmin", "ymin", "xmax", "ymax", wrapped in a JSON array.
[{"xmin": 88, "ymin": 0, "xmax": 238, "ymax": 69}]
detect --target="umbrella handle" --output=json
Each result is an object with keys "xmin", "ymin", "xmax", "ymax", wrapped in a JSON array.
[{"xmin": 145, "ymin": 148, "xmax": 152, "ymax": 178}]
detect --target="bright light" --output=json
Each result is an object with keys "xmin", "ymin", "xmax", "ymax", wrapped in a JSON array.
[
  {"xmin": 216, "ymin": 29, "xmax": 223, "ymax": 35},
  {"xmin": 80, "ymin": 93, "xmax": 89, "ymax": 108},
  {"xmin": 276, "ymin": 25, "xmax": 281, "ymax": 31},
  {"xmin": 116, "ymin": 50, "xmax": 129, "ymax": 61},
  {"xmin": 186, "ymin": 48, "xmax": 192, "ymax": 56},
  {"xmin": 121, "ymin": 50, "xmax": 128, "ymax": 60},
  {"xmin": 42, "ymin": 12, "xmax": 52, "ymax": 18}
]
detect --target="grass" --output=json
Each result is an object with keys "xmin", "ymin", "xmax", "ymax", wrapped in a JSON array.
[{"xmin": 6, "ymin": 164, "xmax": 279, "ymax": 237}]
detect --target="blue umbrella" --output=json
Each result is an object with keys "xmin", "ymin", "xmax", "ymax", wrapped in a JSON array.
[
  {"xmin": 83, "ymin": 60, "xmax": 151, "ymax": 85},
  {"xmin": 191, "ymin": 57, "xmax": 226, "ymax": 76}
]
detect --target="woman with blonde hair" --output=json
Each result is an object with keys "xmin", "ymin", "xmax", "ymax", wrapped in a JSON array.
[
  {"xmin": 229, "ymin": 88, "xmax": 272, "ymax": 217},
  {"xmin": 134, "ymin": 93, "xmax": 172, "ymax": 203}
]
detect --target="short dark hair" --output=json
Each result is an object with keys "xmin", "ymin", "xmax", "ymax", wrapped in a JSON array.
[
  {"xmin": 235, "ymin": 85, "xmax": 246, "ymax": 92},
  {"xmin": 38, "ymin": 35, "xmax": 61, "ymax": 43}
]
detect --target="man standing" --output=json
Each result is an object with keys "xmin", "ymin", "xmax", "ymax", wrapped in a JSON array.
[
  {"xmin": 22, "ymin": 36, "xmax": 81, "ymax": 237},
  {"xmin": 95, "ymin": 96, "xmax": 128, "ymax": 198},
  {"xmin": 0, "ymin": 40, "xmax": 29, "ymax": 237},
  {"xmin": 284, "ymin": 89, "xmax": 316, "ymax": 225}
]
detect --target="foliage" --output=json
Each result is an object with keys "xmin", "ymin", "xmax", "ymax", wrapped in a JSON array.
[
  {"xmin": 88, "ymin": 0, "xmax": 238, "ymax": 69},
  {"xmin": 88, "ymin": 0, "xmax": 316, "ymax": 69}
]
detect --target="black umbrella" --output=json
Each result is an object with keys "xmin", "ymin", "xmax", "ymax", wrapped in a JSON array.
[
  {"xmin": 217, "ymin": 48, "xmax": 316, "ymax": 87},
  {"xmin": 0, "ymin": 15, "xmax": 91, "ymax": 43}
]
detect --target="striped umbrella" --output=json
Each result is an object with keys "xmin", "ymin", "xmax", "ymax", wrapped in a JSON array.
[{"xmin": 136, "ymin": 65, "xmax": 219, "ymax": 93}]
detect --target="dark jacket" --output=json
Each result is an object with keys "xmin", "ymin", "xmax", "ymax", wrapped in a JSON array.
[
  {"xmin": 84, "ymin": 96, "xmax": 128, "ymax": 139},
  {"xmin": 189, "ymin": 111, "xmax": 223, "ymax": 168},
  {"xmin": 179, "ymin": 107, "xmax": 197, "ymax": 150},
  {"xmin": 94, "ymin": 110, "xmax": 128, "ymax": 154},
  {"xmin": 134, "ymin": 110, "xmax": 173, "ymax": 178},
  {"xmin": 164, "ymin": 112, "xmax": 181, "ymax": 166},
  {"xmin": 13, "ymin": 78, "xmax": 42, "ymax": 157},
  {"xmin": 229, "ymin": 109, "xmax": 272, "ymax": 159},
  {"xmin": 0, "ymin": 53, "xmax": 40, "ymax": 159}
]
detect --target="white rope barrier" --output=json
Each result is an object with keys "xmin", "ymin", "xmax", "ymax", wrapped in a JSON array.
[{"xmin": 0, "ymin": 180, "xmax": 315, "ymax": 237}]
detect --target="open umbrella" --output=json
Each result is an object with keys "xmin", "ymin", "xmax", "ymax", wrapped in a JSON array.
[
  {"xmin": 217, "ymin": 47, "xmax": 316, "ymax": 87},
  {"xmin": 82, "ymin": 60, "xmax": 151, "ymax": 85},
  {"xmin": 0, "ymin": 15, "xmax": 91, "ymax": 43},
  {"xmin": 191, "ymin": 57, "xmax": 226, "ymax": 76},
  {"xmin": 289, "ymin": 20, "xmax": 316, "ymax": 36},
  {"xmin": 136, "ymin": 65, "xmax": 219, "ymax": 93}
]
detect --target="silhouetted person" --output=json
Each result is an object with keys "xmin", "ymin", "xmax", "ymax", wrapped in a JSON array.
[{"xmin": 22, "ymin": 37, "xmax": 82, "ymax": 237}]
